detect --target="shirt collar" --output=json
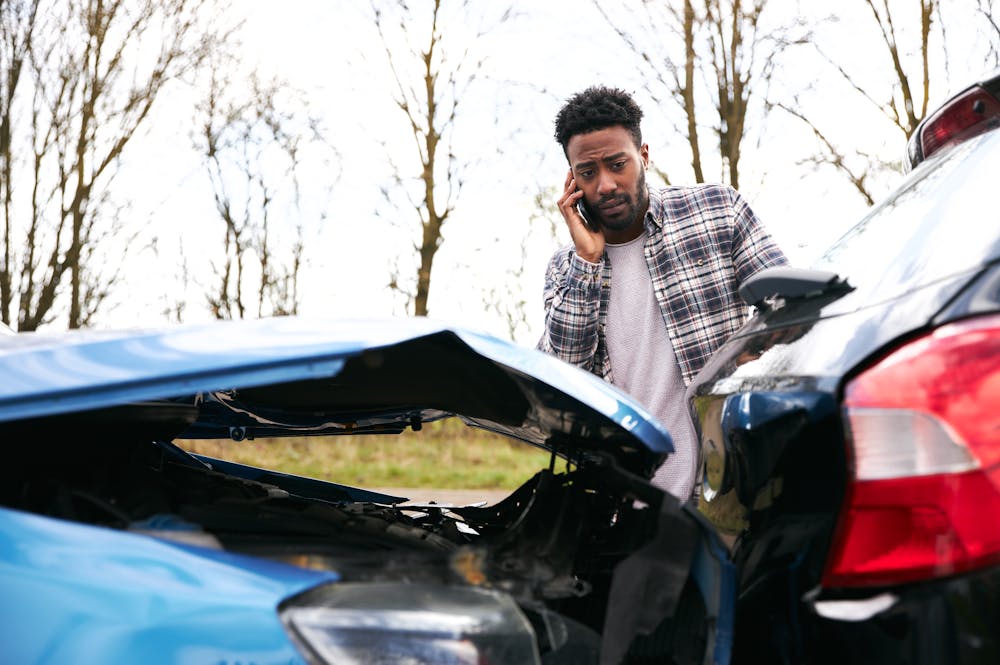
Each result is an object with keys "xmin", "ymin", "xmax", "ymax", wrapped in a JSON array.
[{"xmin": 643, "ymin": 186, "xmax": 664, "ymax": 233}]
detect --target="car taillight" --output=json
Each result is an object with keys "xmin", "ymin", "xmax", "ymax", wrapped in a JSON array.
[
  {"xmin": 918, "ymin": 85, "xmax": 1000, "ymax": 162},
  {"xmin": 823, "ymin": 314, "xmax": 1000, "ymax": 588}
]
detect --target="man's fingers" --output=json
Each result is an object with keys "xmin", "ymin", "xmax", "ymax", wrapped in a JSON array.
[
  {"xmin": 559, "ymin": 189, "xmax": 584, "ymax": 218},
  {"xmin": 559, "ymin": 178, "xmax": 581, "ymax": 204}
]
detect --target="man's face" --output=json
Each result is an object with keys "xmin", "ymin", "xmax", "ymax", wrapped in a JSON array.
[{"xmin": 566, "ymin": 126, "xmax": 649, "ymax": 237}]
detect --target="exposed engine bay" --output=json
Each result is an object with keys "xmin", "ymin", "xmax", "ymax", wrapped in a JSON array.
[{"xmin": 2, "ymin": 430, "xmax": 706, "ymax": 662}]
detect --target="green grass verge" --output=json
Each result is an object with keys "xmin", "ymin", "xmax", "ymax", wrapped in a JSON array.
[{"xmin": 178, "ymin": 417, "xmax": 553, "ymax": 489}]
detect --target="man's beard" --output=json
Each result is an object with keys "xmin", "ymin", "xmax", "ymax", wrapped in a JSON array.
[{"xmin": 598, "ymin": 168, "xmax": 648, "ymax": 231}]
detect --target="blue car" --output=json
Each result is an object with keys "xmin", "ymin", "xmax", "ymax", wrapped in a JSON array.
[{"xmin": 0, "ymin": 317, "xmax": 733, "ymax": 664}]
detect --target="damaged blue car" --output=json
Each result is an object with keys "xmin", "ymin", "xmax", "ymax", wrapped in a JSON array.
[{"xmin": 0, "ymin": 317, "xmax": 732, "ymax": 665}]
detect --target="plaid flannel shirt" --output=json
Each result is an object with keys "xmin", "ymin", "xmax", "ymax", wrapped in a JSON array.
[{"xmin": 538, "ymin": 184, "xmax": 788, "ymax": 386}]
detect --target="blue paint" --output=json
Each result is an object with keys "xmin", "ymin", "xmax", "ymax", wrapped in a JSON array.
[
  {"xmin": 0, "ymin": 507, "xmax": 334, "ymax": 665},
  {"xmin": 0, "ymin": 317, "xmax": 673, "ymax": 455}
]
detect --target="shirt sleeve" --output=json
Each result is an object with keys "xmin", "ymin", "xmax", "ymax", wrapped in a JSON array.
[
  {"xmin": 728, "ymin": 187, "xmax": 789, "ymax": 283},
  {"xmin": 536, "ymin": 247, "xmax": 603, "ymax": 371}
]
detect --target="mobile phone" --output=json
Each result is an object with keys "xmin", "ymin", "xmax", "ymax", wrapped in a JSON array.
[{"xmin": 576, "ymin": 194, "xmax": 600, "ymax": 232}]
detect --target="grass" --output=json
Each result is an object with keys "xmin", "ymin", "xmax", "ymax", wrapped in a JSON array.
[{"xmin": 177, "ymin": 417, "xmax": 553, "ymax": 489}]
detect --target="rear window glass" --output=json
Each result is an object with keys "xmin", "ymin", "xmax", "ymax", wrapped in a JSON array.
[{"xmin": 813, "ymin": 129, "xmax": 1000, "ymax": 305}]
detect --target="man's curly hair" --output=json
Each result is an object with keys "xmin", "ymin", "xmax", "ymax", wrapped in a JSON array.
[{"xmin": 554, "ymin": 86, "xmax": 644, "ymax": 156}]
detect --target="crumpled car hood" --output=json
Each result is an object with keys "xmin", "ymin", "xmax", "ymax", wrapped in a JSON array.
[{"xmin": 0, "ymin": 317, "xmax": 672, "ymax": 474}]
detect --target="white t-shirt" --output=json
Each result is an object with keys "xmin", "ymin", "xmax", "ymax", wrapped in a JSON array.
[{"xmin": 604, "ymin": 231, "xmax": 698, "ymax": 500}]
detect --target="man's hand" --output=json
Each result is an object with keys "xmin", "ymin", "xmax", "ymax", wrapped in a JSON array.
[{"xmin": 558, "ymin": 170, "xmax": 604, "ymax": 263}]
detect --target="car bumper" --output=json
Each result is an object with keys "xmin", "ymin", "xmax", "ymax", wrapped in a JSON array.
[{"xmin": 800, "ymin": 567, "xmax": 1000, "ymax": 664}]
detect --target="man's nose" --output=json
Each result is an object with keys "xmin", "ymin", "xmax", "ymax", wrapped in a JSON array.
[{"xmin": 597, "ymin": 170, "xmax": 617, "ymax": 196}]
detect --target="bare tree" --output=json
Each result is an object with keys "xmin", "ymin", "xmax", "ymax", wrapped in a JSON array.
[
  {"xmin": 595, "ymin": 0, "xmax": 807, "ymax": 188},
  {"xmin": 812, "ymin": 0, "xmax": 935, "ymax": 140},
  {"xmin": 194, "ymin": 65, "xmax": 336, "ymax": 320},
  {"xmin": 0, "ymin": 0, "xmax": 40, "ymax": 328},
  {"xmin": 978, "ymin": 0, "xmax": 1000, "ymax": 66},
  {"xmin": 768, "ymin": 98, "xmax": 879, "ymax": 206},
  {"xmin": 595, "ymin": 0, "xmax": 692, "ymax": 185},
  {"xmin": 773, "ymin": 1, "xmax": 945, "ymax": 205},
  {"xmin": 369, "ymin": 0, "xmax": 511, "ymax": 317},
  {"xmin": 704, "ymin": 0, "xmax": 766, "ymax": 189},
  {"xmin": 0, "ymin": 0, "xmax": 229, "ymax": 331}
]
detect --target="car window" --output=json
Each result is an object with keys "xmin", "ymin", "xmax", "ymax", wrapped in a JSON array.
[{"xmin": 813, "ymin": 129, "xmax": 1000, "ymax": 306}]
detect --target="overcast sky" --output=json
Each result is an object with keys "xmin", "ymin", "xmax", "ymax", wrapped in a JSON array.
[{"xmin": 104, "ymin": 0, "xmax": 997, "ymax": 343}]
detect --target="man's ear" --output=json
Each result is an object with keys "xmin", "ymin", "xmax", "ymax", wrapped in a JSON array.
[{"xmin": 640, "ymin": 143, "xmax": 650, "ymax": 168}]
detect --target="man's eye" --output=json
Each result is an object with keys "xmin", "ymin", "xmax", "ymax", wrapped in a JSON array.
[
  {"xmin": 612, "ymin": 161, "xmax": 626, "ymax": 170},
  {"xmin": 578, "ymin": 170, "xmax": 594, "ymax": 178}
]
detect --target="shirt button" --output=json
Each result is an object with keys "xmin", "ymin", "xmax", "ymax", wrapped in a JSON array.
[{"xmin": 696, "ymin": 259, "xmax": 705, "ymax": 266}]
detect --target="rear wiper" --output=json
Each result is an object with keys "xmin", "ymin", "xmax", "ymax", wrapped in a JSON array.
[{"xmin": 739, "ymin": 266, "xmax": 853, "ymax": 307}]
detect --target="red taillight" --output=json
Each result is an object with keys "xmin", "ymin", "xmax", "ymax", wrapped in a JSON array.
[
  {"xmin": 919, "ymin": 85, "xmax": 1000, "ymax": 161},
  {"xmin": 823, "ymin": 314, "xmax": 1000, "ymax": 588}
]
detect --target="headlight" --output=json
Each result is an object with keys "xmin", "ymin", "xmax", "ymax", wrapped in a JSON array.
[{"xmin": 280, "ymin": 582, "xmax": 541, "ymax": 665}]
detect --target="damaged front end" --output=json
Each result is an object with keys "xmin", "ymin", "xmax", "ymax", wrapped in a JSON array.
[
  {"xmin": 4, "ymin": 424, "xmax": 715, "ymax": 664},
  {"xmin": 0, "ymin": 320, "xmax": 733, "ymax": 664}
]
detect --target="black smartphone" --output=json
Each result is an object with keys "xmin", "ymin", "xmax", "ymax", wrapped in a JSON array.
[{"xmin": 576, "ymin": 193, "xmax": 600, "ymax": 232}]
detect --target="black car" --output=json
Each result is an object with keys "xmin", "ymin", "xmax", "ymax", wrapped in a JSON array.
[{"xmin": 689, "ymin": 72, "xmax": 1000, "ymax": 664}]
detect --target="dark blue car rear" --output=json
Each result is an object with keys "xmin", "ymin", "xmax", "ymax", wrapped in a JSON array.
[{"xmin": 690, "ymin": 76, "xmax": 1000, "ymax": 664}]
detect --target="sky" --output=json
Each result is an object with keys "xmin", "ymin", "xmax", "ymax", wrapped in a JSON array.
[{"xmin": 100, "ymin": 0, "xmax": 998, "ymax": 344}]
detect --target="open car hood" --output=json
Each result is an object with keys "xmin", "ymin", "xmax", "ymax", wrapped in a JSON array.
[{"xmin": 0, "ymin": 317, "xmax": 671, "ymax": 474}]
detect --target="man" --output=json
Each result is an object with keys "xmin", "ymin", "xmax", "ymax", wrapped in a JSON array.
[{"xmin": 538, "ymin": 86, "xmax": 787, "ymax": 500}]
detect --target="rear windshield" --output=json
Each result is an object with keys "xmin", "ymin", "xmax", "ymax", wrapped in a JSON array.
[{"xmin": 813, "ymin": 129, "xmax": 1000, "ymax": 306}]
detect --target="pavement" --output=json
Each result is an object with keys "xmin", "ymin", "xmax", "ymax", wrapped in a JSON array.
[{"xmin": 372, "ymin": 487, "xmax": 510, "ymax": 506}]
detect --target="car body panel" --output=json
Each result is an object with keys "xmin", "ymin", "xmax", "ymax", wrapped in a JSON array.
[
  {"xmin": 689, "ymin": 513, "xmax": 738, "ymax": 665},
  {"xmin": 934, "ymin": 259, "xmax": 1000, "ymax": 323},
  {"xmin": 802, "ymin": 566, "xmax": 1000, "ymax": 664},
  {"xmin": 696, "ymin": 269, "xmax": 975, "ymax": 398},
  {"xmin": 1, "ymin": 507, "xmax": 332, "ymax": 665}
]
